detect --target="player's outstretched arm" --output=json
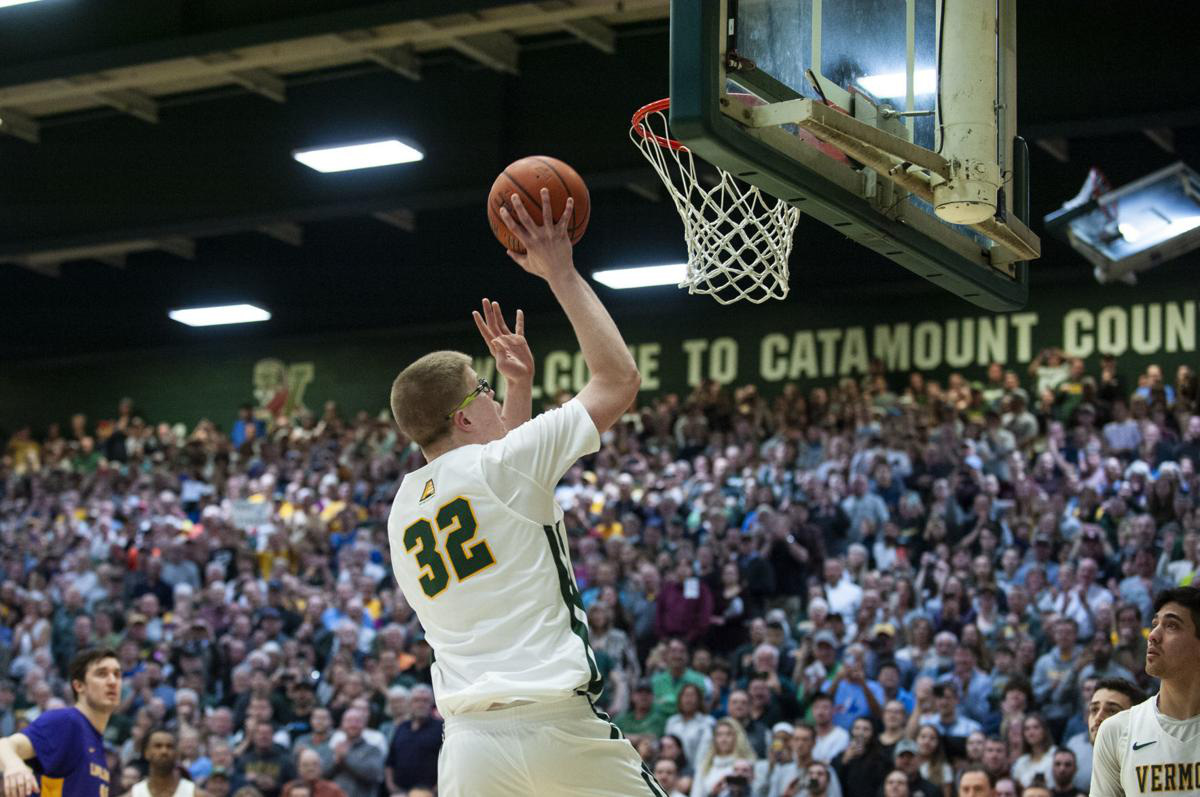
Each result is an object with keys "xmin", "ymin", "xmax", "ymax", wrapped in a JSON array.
[
  {"xmin": 1089, "ymin": 714, "xmax": 1125, "ymax": 797},
  {"xmin": 0, "ymin": 733, "xmax": 39, "ymax": 797},
  {"xmin": 499, "ymin": 188, "xmax": 639, "ymax": 433},
  {"xmin": 473, "ymin": 298, "xmax": 533, "ymax": 430}
]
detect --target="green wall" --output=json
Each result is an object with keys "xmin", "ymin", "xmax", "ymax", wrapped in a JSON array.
[{"xmin": 2, "ymin": 277, "xmax": 1197, "ymax": 433}]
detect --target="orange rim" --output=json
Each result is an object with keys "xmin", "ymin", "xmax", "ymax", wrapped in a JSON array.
[{"xmin": 631, "ymin": 98, "xmax": 687, "ymax": 151}]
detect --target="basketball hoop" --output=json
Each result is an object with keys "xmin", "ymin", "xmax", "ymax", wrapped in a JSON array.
[{"xmin": 630, "ymin": 98, "xmax": 800, "ymax": 304}]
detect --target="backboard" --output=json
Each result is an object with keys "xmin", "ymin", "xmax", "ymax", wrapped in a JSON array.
[{"xmin": 668, "ymin": 0, "xmax": 1040, "ymax": 310}]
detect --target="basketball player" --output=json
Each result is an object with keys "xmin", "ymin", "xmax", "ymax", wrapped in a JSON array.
[
  {"xmin": 1088, "ymin": 679, "xmax": 1144, "ymax": 743},
  {"xmin": 124, "ymin": 730, "xmax": 195, "ymax": 797},
  {"xmin": 0, "ymin": 648, "xmax": 121, "ymax": 797},
  {"xmin": 1070, "ymin": 678, "xmax": 1144, "ymax": 791},
  {"xmin": 386, "ymin": 188, "xmax": 659, "ymax": 796},
  {"xmin": 1091, "ymin": 587, "xmax": 1200, "ymax": 796}
]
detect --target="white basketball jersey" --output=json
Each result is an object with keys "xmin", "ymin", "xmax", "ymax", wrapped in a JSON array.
[
  {"xmin": 1091, "ymin": 694, "xmax": 1200, "ymax": 796},
  {"xmin": 387, "ymin": 398, "xmax": 602, "ymax": 716},
  {"xmin": 132, "ymin": 779, "xmax": 195, "ymax": 797}
]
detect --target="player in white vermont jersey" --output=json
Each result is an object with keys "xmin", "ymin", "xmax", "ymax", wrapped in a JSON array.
[
  {"xmin": 387, "ymin": 188, "xmax": 666, "ymax": 797},
  {"xmin": 1091, "ymin": 586, "xmax": 1200, "ymax": 796}
]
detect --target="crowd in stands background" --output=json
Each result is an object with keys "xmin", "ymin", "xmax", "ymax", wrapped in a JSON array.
[{"xmin": 2, "ymin": 350, "xmax": 1199, "ymax": 797}]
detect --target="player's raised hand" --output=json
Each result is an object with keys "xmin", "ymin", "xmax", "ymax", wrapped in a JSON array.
[
  {"xmin": 498, "ymin": 188, "xmax": 575, "ymax": 282},
  {"xmin": 3, "ymin": 762, "xmax": 40, "ymax": 797},
  {"xmin": 473, "ymin": 299, "xmax": 533, "ymax": 384}
]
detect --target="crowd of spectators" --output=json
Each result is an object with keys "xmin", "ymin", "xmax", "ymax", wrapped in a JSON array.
[{"xmin": 2, "ymin": 350, "xmax": 1198, "ymax": 797}]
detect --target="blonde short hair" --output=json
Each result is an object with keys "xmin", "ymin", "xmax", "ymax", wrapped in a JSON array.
[{"xmin": 390, "ymin": 351, "xmax": 472, "ymax": 447}]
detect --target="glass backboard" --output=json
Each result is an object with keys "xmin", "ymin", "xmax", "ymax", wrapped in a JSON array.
[{"xmin": 668, "ymin": 0, "xmax": 1037, "ymax": 310}]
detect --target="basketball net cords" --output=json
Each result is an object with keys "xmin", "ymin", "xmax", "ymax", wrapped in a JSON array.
[{"xmin": 631, "ymin": 106, "xmax": 800, "ymax": 305}]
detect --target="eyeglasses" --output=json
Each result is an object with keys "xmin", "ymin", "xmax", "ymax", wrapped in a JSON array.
[{"xmin": 446, "ymin": 377, "xmax": 492, "ymax": 419}]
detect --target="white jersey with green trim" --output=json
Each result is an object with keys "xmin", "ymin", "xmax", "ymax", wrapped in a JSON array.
[
  {"xmin": 1091, "ymin": 694, "xmax": 1200, "ymax": 796},
  {"xmin": 387, "ymin": 398, "xmax": 602, "ymax": 717}
]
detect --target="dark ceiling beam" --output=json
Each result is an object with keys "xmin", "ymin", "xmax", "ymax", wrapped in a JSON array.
[
  {"xmin": 363, "ymin": 46, "xmax": 422, "ymax": 81},
  {"xmin": 156, "ymin": 237, "xmax": 196, "ymax": 260},
  {"xmin": 228, "ymin": 68, "xmax": 287, "ymax": 104},
  {"xmin": 93, "ymin": 89, "xmax": 159, "ymax": 123},
  {"xmin": 336, "ymin": 31, "xmax": 422, "ymax": 81},
  {"xmin": 1035, "ymin": 137, "xmax": 1069, "ymax": 164},
  {"xmin": 3, "ymin": 237, "xmax": 194, "ymax": 275},
  {"xmin": 0, "ymin": 2, "xmax": 666, "ymax": 124},
  {"xmin": 1143, "ymin": 127, "xmax": 1175, "ymax": 154},
  {"xmin": 0, "ymin": 33, "xmax": 669, "ymax": 249},
  {"xmin": 372, "ymin": 209, "xmax": 417, "ymax": 232},
  {"xmin": 8, "ymin": 260, "xmax": 59, "ymax": 278},
  {"xmin": 0, "ymin": 1, "xmax": 517, "ymax": 89},
  {"xmin": 95, "ymin": 253, "xmax": 127, "ymax": 269},
  {"xmin": 443, "ymin": 31, "xmax": 520, "ymax": 74},
  {"xmin": 257, "ymin": 223, "xmax": 304, "ymax": 247},
  {"xmin": 0, "ymin": 164, "xmax": 656, "ymax": 259},
  {"xmin": 0, "ymin": 189, "xmax": 482, "ymax": 258},
  {"xmin": 0, "ymin": 106, "xmax": 38, "ymax": 142},
  {"xmin": 559, "ymin": 17, "xmax": 616, "ymax": 54}
]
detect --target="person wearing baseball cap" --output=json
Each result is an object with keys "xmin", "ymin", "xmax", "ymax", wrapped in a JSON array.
[
  {"xmin": 766, "ymin": 722, "xmax": 796, "ymax": 771},
  {"xmin": 204, "ymin": 768, "xmax": 232, "ymax": 797},
  {"xmin": 802, "ymin": 630, "xmax": 842, "ymax": 699},
  {"xmin": 613, "ymin": 679, "xmax": 666, "ymax": 738},
  {"xmin": 893, "ymin": 738, "xmax": 941, "ymax": 797},
  {"xmin": 813, "ymin": 630, "xmax": 840, "ymax": 649},
  {"xmin": 772, "ymin": 721, "xmax": 796, "ymax": 737}
]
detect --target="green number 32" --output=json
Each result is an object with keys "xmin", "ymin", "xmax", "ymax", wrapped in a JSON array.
[{"xmin": 403, "ymin": 497, "xmax": 497, "ymax": 598}]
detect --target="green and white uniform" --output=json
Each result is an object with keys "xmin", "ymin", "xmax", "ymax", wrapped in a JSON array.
[
  {"xmin": 1091, "ymin": 695, "xmax": 1200, "ymax": 797},
  {"xmin": 388, "ymin": 398, "xmax": 666, "ymax": 797}
]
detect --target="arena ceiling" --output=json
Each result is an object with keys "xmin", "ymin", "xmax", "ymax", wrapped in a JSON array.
[{"xmin": 0, "ymin": 0, "xmax": 1198, "ymax": 359}]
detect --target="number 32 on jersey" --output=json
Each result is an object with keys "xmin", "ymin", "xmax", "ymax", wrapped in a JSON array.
[{"xmin": 403, "ymin": 497, "xmax": 496, "ymax": 598}]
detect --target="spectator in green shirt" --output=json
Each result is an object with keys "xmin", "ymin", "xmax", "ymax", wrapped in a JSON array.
[
  {"xmin": 1055, "ymin": 358, "xmax": 1087, "ymax": 421},
  {"xmin": 71, "ymin": 436, "xmax": 104, "ymax": 474},
  {"xmin": 650, "ymin": 638, "xmax": 708, "ymax": 717},
  {"xmin": 614, "ymin": 680, "xmax": 668, "ymax": 737}
]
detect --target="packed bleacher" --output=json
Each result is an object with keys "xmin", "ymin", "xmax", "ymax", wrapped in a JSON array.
[{"xmin": 2, "ymin": 351, "xmax": 1199, "ymax": 797}]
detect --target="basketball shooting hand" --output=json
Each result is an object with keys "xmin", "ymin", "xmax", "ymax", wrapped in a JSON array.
[
  {"xmin": 498, "ymin": 187, "xmax": 575, "ymax": 282},
  {"xmin": 473, "ymin": 299, "xmax": 533, "ymax": 384}
]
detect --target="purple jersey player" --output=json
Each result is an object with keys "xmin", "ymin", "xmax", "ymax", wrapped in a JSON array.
[{"xmin": 0, "ymin": 649, "xmax": 122, "ymax": 797}]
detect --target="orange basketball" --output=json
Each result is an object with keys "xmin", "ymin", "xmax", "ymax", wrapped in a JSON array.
[{"xmin": 487, "ymin": 156, "xmax": 590, "ymax": 253}]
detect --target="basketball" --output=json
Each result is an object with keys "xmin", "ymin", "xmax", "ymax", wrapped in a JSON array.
[{"xmin": 487, "ymin": 156, "xmax": 590, "ymax": 253}]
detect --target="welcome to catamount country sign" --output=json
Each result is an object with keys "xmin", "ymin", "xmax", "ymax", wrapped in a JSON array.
[{"xmin": 2, "ymin": 282, "xmax": 1198, "ymax": 430}]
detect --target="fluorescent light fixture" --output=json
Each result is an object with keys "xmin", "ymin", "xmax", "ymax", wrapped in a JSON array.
[
  {"xmin": 169, "ymin": 303, "xmax": 271, "ymax": 327},
  {"xmin": 592, "ymin": 263, "xmax": 688, "ymax": 289},
  {"xmin": 1045, "ymin": 162, "xmax": 1200, "ymax": 284},
  {"xmin": 292, "ymin": 139, "xmax": 423, "ymax": 173},
  {"xmin": 0, "ymin": 0, "xmax": 47, "ymax": 8},
  {"xmin": 856, "ymin": 68, "xmax": 937, "ymax": 98}
]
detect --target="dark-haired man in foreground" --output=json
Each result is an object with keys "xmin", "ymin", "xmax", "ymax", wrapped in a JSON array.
[
  {"xmin": 1092, "ymin": 587, "xmax": 1200, "ymax": 796},
  {"xmin": 0, "ymin": 648, "xmax": 122, "ymax": 797}
]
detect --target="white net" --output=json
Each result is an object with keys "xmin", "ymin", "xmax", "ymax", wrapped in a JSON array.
[{"xmin": 630, "ymin": 101, "xmax": 800, "ymax": 304}]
